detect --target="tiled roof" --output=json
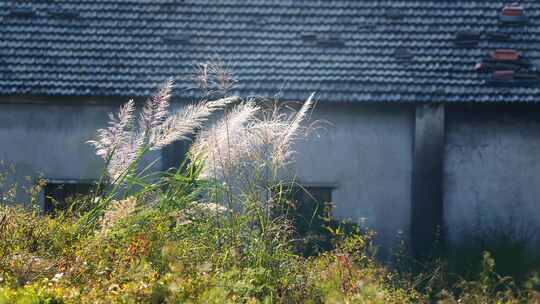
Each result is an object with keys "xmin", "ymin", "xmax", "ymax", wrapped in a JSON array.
[{"xmin": 1, "ymin": 1, "xmax": 540, "ymax": 103}]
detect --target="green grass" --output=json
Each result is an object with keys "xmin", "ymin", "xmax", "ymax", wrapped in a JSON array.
[
  {"xmin": 0, "ymin": 169, "xmax": 538, "ymax": 303},
  {"xmin": 0, "ymin": 197, "xmax": 413, "ymax": 303}
]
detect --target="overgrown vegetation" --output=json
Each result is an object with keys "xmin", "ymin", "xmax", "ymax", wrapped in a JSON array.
[{"xmin": 0, "ymin": 63, "xmax": 539, "ymax": 303}]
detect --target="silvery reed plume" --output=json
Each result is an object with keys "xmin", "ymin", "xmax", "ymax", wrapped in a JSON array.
[
  {"xmin": 190, "ymin": 93, "xmax": 316, "ymax": 205},
  {"xmin": 88, "ymin": 78, "xmax": 239, "ymax": 181}
]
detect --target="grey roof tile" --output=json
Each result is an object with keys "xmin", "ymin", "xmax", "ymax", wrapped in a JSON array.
[{"xmin": 1, "ymin": 0, "xmax": 540, "ymax": 103}]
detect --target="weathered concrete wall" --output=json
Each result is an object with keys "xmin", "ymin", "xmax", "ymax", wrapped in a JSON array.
[
  {"xmin": 445, "ymin": 105, "xmax": 540, "ymax": 249},
  {"xmin": 291, "ymin": 103, "xmax": 414, "ymax": 252},
  {"xmin": 0, "ymin": 99, "xmax": 414, "ymax": 254},
  {"xmin": 0, "ymin": 101, "xmax": 162, "ymax": 207}
]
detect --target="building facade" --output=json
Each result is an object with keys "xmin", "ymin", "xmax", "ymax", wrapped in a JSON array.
[{"xmin": 2, "ymin": 1, "xmax": 540, "ymax": 256}]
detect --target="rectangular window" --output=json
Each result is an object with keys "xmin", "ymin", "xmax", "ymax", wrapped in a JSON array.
[
  {"xmin": 289, "ymin": 186, "xmax": 333, "ymax": 231},
  {"xmin": 291, "ymin": 186, "xmax": 332, "ymax": 216},
  {"xmin": 287, "ymin": 185, "xmax": 334, "ymax": 255},
  {"xmin": 43, "ymin": 179, "xmax": 97, "ymax": 214}
]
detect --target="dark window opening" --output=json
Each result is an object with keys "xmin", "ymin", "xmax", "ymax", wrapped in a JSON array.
[
  {"xmin": 287, "ymin": 186, "xmax": 334, "ymax": 255},
  {"xmin": 290, "ymin": 186, "xmax": 332, "ymax": 227},
  {"xmin": 44, "ymin": 180, "xmax": 97, "ymax": 214}
]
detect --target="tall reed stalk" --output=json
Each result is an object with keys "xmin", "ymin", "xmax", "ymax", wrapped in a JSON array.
[
  {"xmin": 84, "ymin": 76, "xmax": 239, "ymax": 229},
  {"xmin": 87, "ymin": 62, "xmax": 318, "ymax": 268}
]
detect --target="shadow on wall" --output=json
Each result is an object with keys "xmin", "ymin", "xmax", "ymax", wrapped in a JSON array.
[{"xmin": 447, "ymin": 207, "xmax": 540, "ymax": 281}]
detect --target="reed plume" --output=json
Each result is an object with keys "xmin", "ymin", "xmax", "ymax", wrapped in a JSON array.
[
  {"xmin": 106, "ymin": 132, "xmax": 143, "ymax": 180},
  {"xmin": 193, "ymin": 60, "xmax": 238, "ymax": 96},
  {"xmin": 148, "ymin": 96, "xmax": 239, "ymax": 151},
  {"xmin": 139, "ymin": 78, "xmax": 173, "ymax": 135},
  {"xmin": 274, "ymin": 93, "xmax": 316, "ymax": 165},
  {"xmin": 88, "ymin": 99, "xmax": 136, "ymax": 161},
  {"xmin": 190, "ymin": 101, "xmax": 260, "ymax": 181},
  {"xmin": 88, "ymin": 79, "xmax": 239, "ymax": 180},
  {"xmin": 190, "ymin": 94, "xmax": 316, "ymax": 201}
]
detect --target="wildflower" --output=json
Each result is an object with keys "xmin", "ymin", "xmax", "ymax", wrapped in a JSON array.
[
  {"xmin": 202, "ymin": 202, "xmax": 228, "ymax": 213},
  {"xmin": 198, "ymin": 262, "xmax": 212, "ymax": 274},
  {"xmin": 174, "ymin": 201, "xmax": 228, "ymax": 223},
  {"xmin": 51, "ymin": 272, "xmax": 64, "ymax": 282},
  {"xmin": 108, "ymin": 284, "xmax": 120, "ymax": 293},
  {"xmin": 174, "ymin": 211, "xmax": 193, "ymax": 226}
]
